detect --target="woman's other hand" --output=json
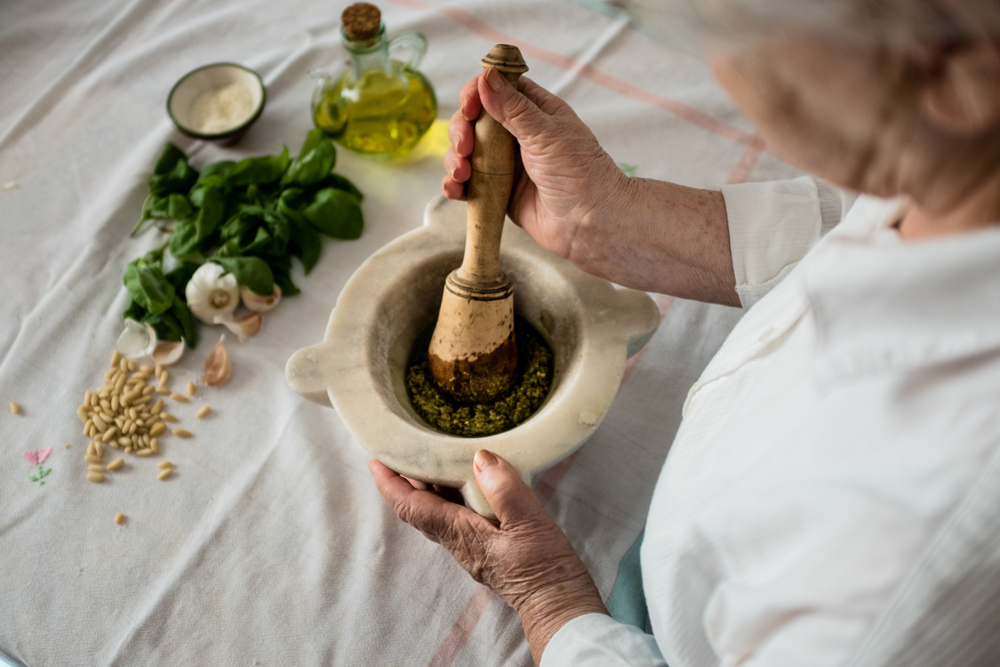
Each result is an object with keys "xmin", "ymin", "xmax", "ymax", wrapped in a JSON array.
[
  {"xmin": 443, "ymin": 68, "xmax": 629, "ymax": 263},
  {"xmin": 369, "ymin": 450, "xmax": 608, "ymax": 665}
]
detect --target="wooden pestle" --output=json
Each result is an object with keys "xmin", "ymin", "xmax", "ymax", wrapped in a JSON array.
[{"xmin": 427, "ymin": 45, "xmax": 528, "ymax": 404}]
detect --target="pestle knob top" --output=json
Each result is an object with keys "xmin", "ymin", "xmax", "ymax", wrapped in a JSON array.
[
  {"xmin": 480, "ymin": 44, "xmax": 529, "ymax": 75},
  {"xmin": 342, "ymin": 3, "xmax": 382, "ymax": 41}
]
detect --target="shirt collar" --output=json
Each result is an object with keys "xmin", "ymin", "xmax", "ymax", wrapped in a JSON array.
[{"xmin": 807, "ymin": 213, "xmax": 1000, "ymax": 386}]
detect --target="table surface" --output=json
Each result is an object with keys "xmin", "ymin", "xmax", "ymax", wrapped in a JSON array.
[{"xmin": 0, "ymin": 0, "xmax": 802, "ymax": 664}]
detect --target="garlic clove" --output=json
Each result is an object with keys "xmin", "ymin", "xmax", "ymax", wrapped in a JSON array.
[
  {"xmin": 151, "ymin": 340, "xmax": 185, "ymax": 366},
  {"xmin": 219, "ymin": 311, "xmax": 263, "ymax": 341},
  {"xmin": 240, "ymin": 284, "xmax": 282, "ymax": 312},
  {"xmin": 186, "ymin": 263, "xmax": 240, "ymax": 324},
  {"xmin": 116, "ymin": 319, "xmax": 157, "ymax": 359},
  {"xmin": 203, "ymin": 335, "xmax": 232, "ymax": 386}
]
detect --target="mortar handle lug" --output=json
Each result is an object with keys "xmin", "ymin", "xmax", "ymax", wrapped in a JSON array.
[{"xmin": 285, "ymin": 345, "xmax": 334, "ymax": 408}]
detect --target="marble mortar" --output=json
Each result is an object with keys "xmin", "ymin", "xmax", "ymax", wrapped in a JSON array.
[{"xmin": 286, "ymin": 195, "xmax": 660, "ymax": 517}]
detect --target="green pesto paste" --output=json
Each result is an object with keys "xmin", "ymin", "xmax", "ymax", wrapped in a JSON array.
[{"xmin": 406, "ymin": 317, "xmax": 554, "ymax": 437}]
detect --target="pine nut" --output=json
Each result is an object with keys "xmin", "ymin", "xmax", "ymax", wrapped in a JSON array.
[
  {"xmin": 114, "ymin": 375, "xmax": 126, "ymax": 393},
  {"xmin": 65, "ymin": 443, "xmax": 71, "ymax": 449},
  {"xmin": 118, "ymin": 437, "xmax": 131, "ymax": 447},
  {"xmin": 107, "ymin": 458, "xmax": 124, "ymax": 471},
  {"xmin": 151, "ymin": 400, "xmax": 164, "ymax": 415},
  {"xmin": 161, "ymin": 413, "xmax": 177, "ymax": 423},
  {"xmin": 142, "ymin": 385, "xmax": 155, "ymax": 396},
  {"xmin": 125, "ymin": 446, "xmax": 133, "ymax": 454},
  {"xmin": 172, "ymin": 428, "xmax": 191, "ymax": 438},
  {"xmin": 77, "ymin": 406, "xmax": 89, "ymax": 422},
  {"xmin": 170, "ymin": 392, "xmax": 188, "ymax": 403},
  {"xmin": 10, "ymin": 401, "xmax": 21, "ymax": 415},
  {"xmin": 196, "ymin": 406, "xmax": 211, "ymax": 419},
  {"xmin": 149, "ymin": 423, "xmax": 166, "ymax": 437},
  {"xmin": 186, "ymin": 382, "xmax": 196, "ymax": 396},
  {"xmin": 127, "ymin": 359, "xmax": 136, "ymax": 372},
  {"xmin": 85, "ymin": 390, "xmax": 93, "ymax": 404},
  {"xmin": 160, "ymin": 370, "xmax": 170, "ymax": 386},
  {"xmin": 100, "ymin": 399, "xmax": 111, "ymax": 411},
  {"xmin": 86, "ymin": 472, "xmax": 105, "ymax": 483},
  {"xmin": 155, "ymin": 363, "xmax": 163, "ymax": 378},
  {"xmin": 88, "ymin": 464, "xmax": 105, "ymax": 473},
  {"xmin": 92, "ymin": 415, "xmax": 107, "ymax": 432},
  {"xmin": 140, "ymin": 364, "xmax": 153, "ymax": 374},
  {"xmin": 114, "ymin": 513, "xmax": 125, "ymax": 525},
  {"xmin": 141, "ymin": 433, "xmax": 149, "ymax": 445},
  {"xmin": 108, "ymin": 440, "xmax": 119, "ymax": 449},
  {"xmin": 102, "ymin": 426, "xmax": 119, "ymax": 442},
  {"xmin": 104, "ymin": 368, "xmax": 116, "ymax": 381},
  {"xmin": 87, "ymin": 442, "xmax": 96, "ymax": 456},
  {"xmin": 90, "ymin": 394, "xmax": 100, "ymax": 409},
  {"xmin": 85, "ymin": 455, "xmax": 103, "ymax": 464},
  {"xmin": 136, "ymin": 448, "xmax": 153, "ymax": 457},
  {"xmin": 157, "ymin": 461, "xmax": 172, "ymax": 469},
  {"xmin": 111, "ymin": 350, "xmax": 121, "ymax": 367},
  {"xmin": 94, "ymin": 441, "xmax": 104, "ymax": 458},
  {"xmin": 156, "ymin": 386, "xmax": 171, "ymax": 394},
  {"xmin": 150, "ymin": 438, "xmax": 159, "ymax": 454},
  {"xmin": 97, "ymin": 388, "xmax": 110, "ymax": 398},
  {"xmin": 133, "ymin": 395, "xmax": 151, "ymax": 406},
  {"xmin": 157, "ymin": 468, "xmax": 173, "ymax": 480},
  {"xmin": 127, "ymin": 407, "xmax": 136, "ymax": 421},
  {"xmin": 111, "ymin": 395, "xmax": 119, "ymax": 412}
]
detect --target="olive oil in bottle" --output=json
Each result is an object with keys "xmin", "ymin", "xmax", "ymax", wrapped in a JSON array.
[{"xmin": 312, "ymin": 3, "xmax": 437, "ymax": 161}]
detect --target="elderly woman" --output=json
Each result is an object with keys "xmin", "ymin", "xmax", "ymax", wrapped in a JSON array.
[{"xmin": 370, "ymin": 0, "xmax": 1000, "ymax": 665}]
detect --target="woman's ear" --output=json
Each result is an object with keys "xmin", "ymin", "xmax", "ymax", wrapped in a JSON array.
[{"xmin": 921, "ymin": 38, "xmax": 1000, "ymax": 133}]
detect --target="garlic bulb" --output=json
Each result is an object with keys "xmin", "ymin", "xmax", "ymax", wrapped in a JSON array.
[
  {"xmin": 116, "ymin": 319, "xmax": 157, "ymax": 359},
  {"xmin": 240, "ymin": 284, "xmax": 282, "ymax": 312},
  {"xmin": 185, "ymin": 263, "xmax": 240, "ymax": 324},
  {"xmin": 219, "ymin": 311, "xmax": 262, "ymax": 341},
  {"xmin": 203, "ymin": 335, "xmax": 232, "ymax": 386}
]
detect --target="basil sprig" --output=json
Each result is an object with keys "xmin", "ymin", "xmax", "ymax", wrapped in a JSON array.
[{"xmin": 124, "ymin": 129, "xmax": 364, "ymax": 347}]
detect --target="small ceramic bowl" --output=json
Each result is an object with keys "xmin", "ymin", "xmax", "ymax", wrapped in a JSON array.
[{"xmin": 167, "ymin": 63, "xmax": 265, "ymax": 142}]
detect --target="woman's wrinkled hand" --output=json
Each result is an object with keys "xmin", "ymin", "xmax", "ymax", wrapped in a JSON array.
[
  {"xmin": 369, "ymin": 449, "xmax": 608, "ymax": 664},
  {"xmin": 443, "ymin": 67, "xmax": 631, "ymax": 265}
]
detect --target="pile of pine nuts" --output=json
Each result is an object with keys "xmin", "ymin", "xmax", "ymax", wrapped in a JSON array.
[{"xmin": 77, "ymin": 349, "xmax": 204, "ymax": 483}]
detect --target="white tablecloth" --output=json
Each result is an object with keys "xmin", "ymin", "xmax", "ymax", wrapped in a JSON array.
[{"xmin": 0, "ymin": 0, "xmax": 802, "ymax": 664}]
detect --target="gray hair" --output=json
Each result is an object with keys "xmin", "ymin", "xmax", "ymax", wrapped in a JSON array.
[{"xmin": 614, "ymin": 0, "xmax": 1000, "ymax": 53}]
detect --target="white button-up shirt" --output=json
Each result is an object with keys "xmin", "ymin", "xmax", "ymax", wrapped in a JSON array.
[{"xmin": 543, "ymin": 178, "xmax": 1000, "ymax": 667}]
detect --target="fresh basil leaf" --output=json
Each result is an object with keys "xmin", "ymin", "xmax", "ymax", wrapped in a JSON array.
[
  {"xmin": 167, "ymin": 194, "xmax": 192, "ymax": 220},
  {"xmin": 211, "ymin": 256, "xmax": 274, "ymax": 295},
  {"xmin": 289, "ymin": 217, "xmax": 321, "ymax": 274},
  {"xmin": 143, "ymin": 311, "xmax": 183, "ymax": 342},
  {"xmin": 273, "ymin": 269, "xmax": 301, "ymax": 297},
  {"xmin": 303, "ymin": 188, "xmax": 363, "ymax": 239},
  {"xmin": 242, "ymin": 226, "xmax": 272, "ymax": 254},
  {"xmin": 224, "ymin": 146, "xmax": 290, "ymax": 187},
  {"xmin": 169, "ymin": 187, "xmax": 226, "ymax": 258},
  {"xmin": 165, "ymin": 262, "xmax": 200, "ymax": 296},
  {"xmin": 123, "ymin": 258, "xmax": 175, "ymax": 315},
  {"xmin": 198, "ymin": 160, "xmax": 235, "ymax": 182},
  {"xmin": 148, "ymin": 143, "xmax": 198, "ymax": 196},
  {"xmin": 214, "ymin": 239, "xmax": 242, "ymax": 259},
  {"xmin": 123, "ymin": 297, "xmax": 147, "ymax": 322},
  {"xmin": 325, "ymin": 173, "xmax": 363, "ymax": 202},
  {"xmin": 281, "ymin": 129, "xmax": 337, "ymax": 187},
  {"xmin": 170, "ymin": 294, "xmax": 198, "ymax": 348}
]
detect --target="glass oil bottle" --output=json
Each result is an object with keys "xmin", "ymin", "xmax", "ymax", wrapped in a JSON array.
[{"xmin": 311, "ymin": 3, "xmax": 437, "ymax": 161}]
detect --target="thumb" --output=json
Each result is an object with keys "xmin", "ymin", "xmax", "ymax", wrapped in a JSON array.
[
  {"xmin": 473, "ymin": 449, "xmax": 546, "ymax": 527},
  {"xmin": 478, "ymin": 68, "xmax": 551, "ymax": 141}
]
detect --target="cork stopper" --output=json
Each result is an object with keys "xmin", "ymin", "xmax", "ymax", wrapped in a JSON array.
[{"xmin": 342, "ymin": 3, "xmax": 382, "ymax": 41}]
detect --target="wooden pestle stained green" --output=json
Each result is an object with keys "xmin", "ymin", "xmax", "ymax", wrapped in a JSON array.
[{"xmin": 427, "ymin": 45, "xmax": 528, "ymax": 403}]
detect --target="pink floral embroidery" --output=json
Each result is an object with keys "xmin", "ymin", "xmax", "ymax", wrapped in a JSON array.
[{"xmin": 24, "ymin": 447, "xmax": 53, "ymax": 485}]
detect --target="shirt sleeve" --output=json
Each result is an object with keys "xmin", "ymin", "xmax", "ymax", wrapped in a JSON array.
[
  {"xmin": 721, "ymin": 176, "xmax": 829, "ymax": 310},
  {"xmin": 540, "ymin": 613, "xmax": 668, "ymax": 667}
]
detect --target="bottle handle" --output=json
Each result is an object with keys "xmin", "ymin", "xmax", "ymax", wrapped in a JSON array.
[{"xmin": 388, "ymin": 31, "xmax": 428, "ymax": 69}]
